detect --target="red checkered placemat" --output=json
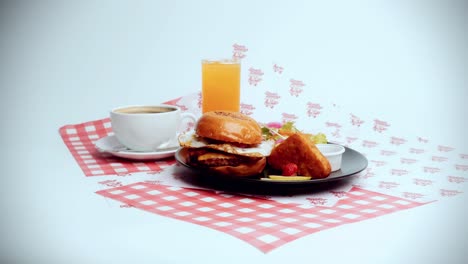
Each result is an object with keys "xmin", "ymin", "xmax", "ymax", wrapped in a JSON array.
[
  {"xmin": 59, "ymin": 118, "xmax": 176, "ymax": 176},
  {"xmin": 97, "ymin": 182, "xmax": 425, "ymax": 253}
]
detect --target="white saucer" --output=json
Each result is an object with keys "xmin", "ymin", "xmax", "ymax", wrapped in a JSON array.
[{"xmin": 94, "ymin": 135, "xmax": 178, "ymax": 160}]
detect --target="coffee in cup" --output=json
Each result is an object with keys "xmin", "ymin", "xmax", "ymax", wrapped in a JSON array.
[{"xmin": 110, "ymin": 105, "xmax": 196, "ymax": 152}]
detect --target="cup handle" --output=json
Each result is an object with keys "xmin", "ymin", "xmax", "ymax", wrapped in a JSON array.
[
  {"xmin": 154, "ymin": 113, "xmax": 197, "ymax": 151},
  {"xmin": 180, "ymin": 112, "xmax": 197, "ymax": 126},
  {"xmin": 177, "ymin": 112, "xmax": 197, "ymax": 141}
]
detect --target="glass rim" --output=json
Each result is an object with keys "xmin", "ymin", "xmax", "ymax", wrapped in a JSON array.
[{"xmin": 202, "ymin": 58, "xmax": 240, "ymax": 64}]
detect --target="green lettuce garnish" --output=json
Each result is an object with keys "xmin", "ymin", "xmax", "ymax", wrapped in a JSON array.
[
  {"xmin": 280, "ymin": 121, "xmax": 299, "ymax": 133},
  {"xmin": 310, "ymin": 132, "xmax": 327, "ymax": 144},
  {"xmin": 261, "ymin": 127, "xmax": 273, "ymax": 138},
  {"xmin": 261, "ymin": 121, "xmax": 327, "ymax": 144}
]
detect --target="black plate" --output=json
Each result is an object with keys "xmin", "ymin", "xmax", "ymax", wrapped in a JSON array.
[{"xmin": 175, "ymin": 146, "xmax": 368, "ymax": 195}]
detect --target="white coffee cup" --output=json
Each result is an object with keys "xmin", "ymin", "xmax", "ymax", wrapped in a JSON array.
[{"xmin": 110, "ymin": 105, "xmax": 196, "ymax": 152}]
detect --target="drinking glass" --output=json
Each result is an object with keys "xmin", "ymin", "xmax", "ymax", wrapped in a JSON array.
[{"xmin": 201, "ymin": 59, "xmax": 241, "ymax": 113}]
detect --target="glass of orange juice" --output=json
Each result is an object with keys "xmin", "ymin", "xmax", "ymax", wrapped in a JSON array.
[{"xmin": 202, "ymin": 59, "xmax": 241, "ymax": 113}]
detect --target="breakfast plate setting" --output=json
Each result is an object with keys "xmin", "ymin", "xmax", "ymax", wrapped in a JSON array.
[
  {"xmin": 59, "ymin": 91, "xmax": 466, "ymax": 253},
  {"xmin": 175, "ymin": 144, "xmax": 368, "ymax": 188},
  {"xmin": 58, "ymin": 44, "xmax": 466, "ymax": 253},
  {"xmin": 60, "ymin": 91, "xmax": 466, "ymax": 204}
]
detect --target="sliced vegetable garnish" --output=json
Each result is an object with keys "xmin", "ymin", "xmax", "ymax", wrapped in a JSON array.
[
  {"xmin": 261, "ymin": 121, "xmax": 327, "ymax": 144},
  {"xmin": 267, "ymin": 175, "xmax": 312, "ymax": 181}
]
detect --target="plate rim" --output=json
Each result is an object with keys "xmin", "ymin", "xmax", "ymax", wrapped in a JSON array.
[{"xmin": 175, "ymin": 144, "xmax": 368, "ymax": 186}]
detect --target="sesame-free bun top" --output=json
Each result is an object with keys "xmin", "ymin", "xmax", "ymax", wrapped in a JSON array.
[{"xmin": 195, "ymin": 111, "xmax": 262, "ymax": 145}]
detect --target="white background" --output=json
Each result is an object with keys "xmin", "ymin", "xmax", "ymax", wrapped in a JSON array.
[{"xmin": 1, "ymin": 1, "xmax": 467, "ymax": 263}]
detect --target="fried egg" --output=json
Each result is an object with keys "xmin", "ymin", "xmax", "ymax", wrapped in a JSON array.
[{"xmin": 178, "ymin": 131, "xmax": 274, "ymax": 157}]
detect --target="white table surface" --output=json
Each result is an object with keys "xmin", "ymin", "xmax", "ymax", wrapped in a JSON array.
[{"xmin": 1, "ymin": 1, "xmax": 467, "ymax": 263}]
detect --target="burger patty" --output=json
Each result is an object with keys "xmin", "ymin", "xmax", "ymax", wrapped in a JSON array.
[{"xmin": 187, "ymin": 149, "xmax": 261, "ymax": 167}]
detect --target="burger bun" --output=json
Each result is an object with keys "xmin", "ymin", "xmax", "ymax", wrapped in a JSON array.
[{"xmin": 196, "ymin": 111, "xmax": 262, "ymax": 145}]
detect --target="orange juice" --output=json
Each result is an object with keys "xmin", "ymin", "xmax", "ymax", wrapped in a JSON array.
[{"xmin": 202, "ymin": 59, "xmax": 241, "ymax": 113}]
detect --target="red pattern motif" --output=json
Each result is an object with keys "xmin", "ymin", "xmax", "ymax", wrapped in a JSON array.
[
  {"xmin": 423, "ymin": 167, "xmax": 441, "ymax": 174},
  {"xmin": 431, "ymin": 156, "xmax": 448, "ymax": 162},
  {"xmin": 403, "ymin": 192, "xmax": 425, "ymax": 200},
  {"xmin": 59, "ymin": 118, "xmax": 176, "ymax": 176},
  {"xmin": 447, "ymin": 176, "xmax": 467, "ymax": 184},
  {"xmin": 390, "ymin": 137, "xmax": 407, "ymax": 146},
  {"xmin": 417, "ymin": 137, "xmax": 429, "ymax": 143},
  {"xmin": 455, "ymin": 164, "xmax": 468, "ymax": 171},
  {"xmin": 96, "ymin": 182, "xmax": 424, "ymax": 253},
  {"xmin": 281, "ymin": 113, "xmax": 298, "ymax": 124},
  {"xmin": 390, "ymin": 169, "xmax": 409, "ymax": 176},
  {"xmin": 370, "ymin": 160, "xmax": 387, "ymax": 167},
  {"xmin": 400, "ymin": 158, "xmax": 418, "ymax": 165},
  {"xmin": 306, "ymin": 197, "xmax": 328, "ymax": 206},
  {"xmin": 350, "ymin": 114, "xmax": 364, "ymax": 127},
  {"xmin": 379, "ymin": 181, "xmax": 399, "ymax": 189},
  {"xmin": 273, "ymin": 64, "xmax": 284, "ymax": 74},
  {"xmin": 380, "ymin": 150, "xmax": 397, "ymax": 156},
  {"xmin": 409, "ymin": 148, "xmax": 425, "ymax": 154},
  {"xmin": 264, "ymin": 91, "xmax": 280, "ymax": 108},
  {"xmin": 373, "ymin": 119, "xmax": 390, "ymax": 133},
  {"xmin": 240, "ymin": 103, "xmax": 255, "ymax": 116},
  {"xmin": 360, "ymin": 168, "xmax": 375, "ymax": 179},
  {"xmin": 438, "ymin": 145, "xmax": 454, "ymax": 152},
  {"xmin": 289, "ymin": 79, "xmax": 304, "ymax": 97},
  {"xmin": 232, "ymin": 43, "xmax": 248, "ymax": 59},
  {"xmin": 197, "ymin": 92, "xmax": 202, "ymax": 109},
  {"xmin": 440, "ymin": 189, "xmax": 462, "ymax": 197},
  {"xmin": 346, "ymin": 137, "xmax": 358, "ymax": 144},
  {"xmin": 362, "ymin": 140, "xmax": 378, "ymax": 148},
  {"xmin": 413, "ymin": 178, "xmax": 433, "ymax": 186},
  {"xmin": 330, "ymin": 191, "xmax": 347, "ymax": 198},
  {"xmin": 98, "ymin": 179, "xmax": 124, "ymax": 188},
  {"xmin": 325, "ymin": 122, "xmax": 342, "ymax": 129},
  {"xmin": 248, "ymin": 67, "xmax": 264, "ymax": 86},
  {"xmin": 307, "ymin": 102, "xmax": 322, "ymax": 118}
]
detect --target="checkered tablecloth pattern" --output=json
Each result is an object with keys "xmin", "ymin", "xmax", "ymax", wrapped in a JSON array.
[
  {"xmin": 97, "ymin": 182, "xmax": 425, "ymax": 253},
  {"xmin": 59, "ymin": 118, "xmax": 176, "ymax": 176}
]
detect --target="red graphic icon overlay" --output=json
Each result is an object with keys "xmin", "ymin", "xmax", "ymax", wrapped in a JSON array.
[
  {"xmin": 232, "ymin": 43, "xmax": 248, "ymax": 60},
  {"xmin": 248, "ymin": 67, "xmax": 264, "ymax": 86},
  {"xmin": 240, "ymin": 103, "xmax": 256, "ymax": 116},
  {"xmin": 390, "ymin": 137, "xmax": 407, "ymax": 146},
  {"xmin": 307, "ymin": 102, "xmax": 322, "ymax": 118},
  {"xmin": 350, "ymin": 114, "xmax": 364, "ymax": 127},
  {"xmin": 273, "ymin": 64, "xmax": 284, "ymax": 74},
  {"xmin": 373, "ymin": 119, "xmax": 390, "ymax": 133},
  {"xmin": 289, "ymin": 79, "xmax": 305, "ymax": 97},
  {"xmin": 281, "ymin": 113, "xmax": 298, "ymax": 124},
  {"xmin": 264, "ymin": 91, "xmax": 281, "ymax": 108}
]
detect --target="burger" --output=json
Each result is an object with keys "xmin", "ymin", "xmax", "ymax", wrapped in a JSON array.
[{"xmin": 178, "ymin": 111, "xmax": 274, "ymax": 177}]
